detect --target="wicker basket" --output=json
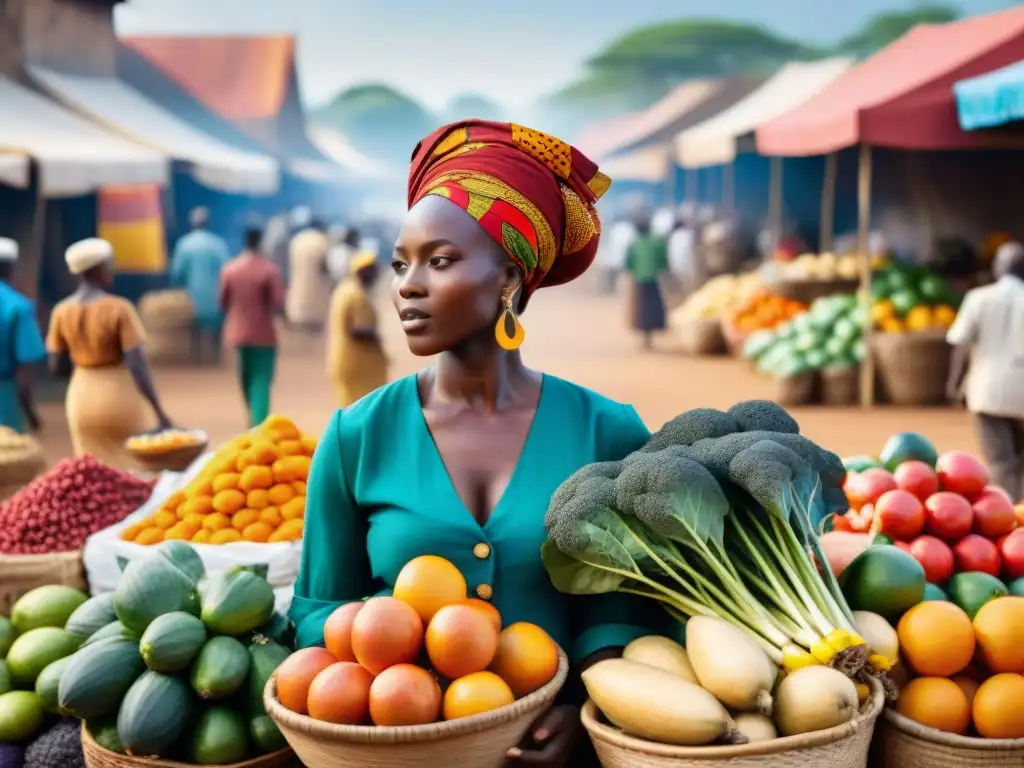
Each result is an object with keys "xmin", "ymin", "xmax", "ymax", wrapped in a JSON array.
[
  {"xmin": 582, "ymin": 678, "xmax": 884, "ymax": 768},
  {"xmin": 821, "ymin": 365, "xmax": 860, "ymax": 406},
  {"xmin": 81, "ymin": 724, "xmax": 298, "ymax": 768},
  {"xmin": 675, "ymin": 317, "xmax": 727, "ymax": 357},
  {"xmin": 264, "ymin": 649, "xmax": 569, "ymax": 768},
  {"xmin": 874, "ymin": 707, "xmax": 1024, "ymax": 768},
  {"xmin": 870, "ymin": 331, "xmax": 951, "ymax": 406},
  {"xmin": 774, "ymin": 371, "xmax": 820, "ymax": 406},
  {"xmin": 770, "ymin": 278, "xmax": 860, "ymax": 305},
  {"xmin": 127, "ymin": 430, "xmax": 209, "ymax": 473},
  {"xmin": 0, "ymin": 551, "xmax": 86, "ymax": 613}
]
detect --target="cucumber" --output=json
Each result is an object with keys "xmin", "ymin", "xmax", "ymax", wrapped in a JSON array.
[
  {"xmin": 87, "ymin": 714, "xmax": 125, "ymax": 754},
  {"xmin": 35, "ymin": 655, "xmax": 73, "ymax": 714},
  {"xmin": 114, "ymin": 551, "xmax": 200, "ymax": 634},
  {"xmin": 0, "ymin": 617, "xmax": 14, "ymax": 659},
  {"xmin": 140, "ymin": 612, "xmax": 207, "ymax": 673},
  {"xmin": 65, "ymin": 593, "xmax": 118, "ymax": 640},
  {"xmin": 156, "ymin": 540, "xmax": 206, "ymax": 584},
  {"xmin": 11, "ymin": 585, "xmax": 88, "ymax": 634},
  {"xmin": 5, "ymin": 627, "xmax": 82, "ymax": 686},
  {"xmin": 247, "ymin": 638, "xmax": 290, "ymax": 712},
  {"xmin": 250, "ymin": 713, "xmax": 287, "ymax": 754},
  {"xmin": 190, "ymin": 707, "xmax": 248, "ymax": 765},
  {"xmin": 0, "ymin": 662, "xmax": 9, "ymax": 696},
  {"xmin": 116, "ymin": 671, "xmax": 192, "ymax": 757},
  {"xmin": 200, "ymin": 568, "xmax": 275, "ymax": 637},
  {"xmin": 58, "ymin": 636, "xmax": 146, "ymax": 719},
  {"xmin": 83, "ymin": 621, "xmax": 139, "ymax": 647},
  {"xmin": 190, "ymin": 636, "xmax": 250, "ymax": 700},
  {"xmin": 250, "ymin": 613, "xmax": 295, "ymax": 647}
]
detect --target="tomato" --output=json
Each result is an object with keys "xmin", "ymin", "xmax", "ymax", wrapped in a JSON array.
[
  {"xmin": 924, "ymin": 491, "xmax": 974, "ymax": 541},
  {"xmin": 894, "ymin": 460, "xmax": 940, "ymax": 502},
  {"xmin": 953, "ymin": 534, "xmax": 1002, "ymax": 577},
  {"xmin": 895, "ymin": 540, "xmax": 913, "ymax": 554},
  {"xmin": 843, "ymin": 469, "xmax": 897, "ymax": 511},
  {"xmin": 848, "ymin": 504, "xmax": 874, "ymax": 533},
  {"xmin": 908, "ymin": 535, "xmax": 955, "ymax": 584},
  {"xmin": 972, "ymin": 487, "xmax": 1018, "ymax": 539},
  {"xmin": 936, "ymin": 451, "xmax": 990, "ymax": 501},
  {"xmin": 1016, "ymin": 504, "xmax": 1024, "ymax": 528},
  {"xmin": 999, "ymin": 528, "xmax": 1024, "ymax": 580},
  {"xmin": 830, "ymin": 513, "xmax": 855, "ymax": 533},
  {"xmin": 985, "ymin": 485, "xmax": 1014, "ymax": 505},
  {"xmin": 819, "ymin": 531, "xmax": 872, "ymax": 578},
  {"xmin": 872, "ymin": 489, "xmax": 925, "ymax": 541}
]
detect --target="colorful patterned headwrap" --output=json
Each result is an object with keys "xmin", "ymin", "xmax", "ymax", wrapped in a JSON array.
[{"xmin": 407, "ymin": 120, "xmax": 612, "ymax": 299}]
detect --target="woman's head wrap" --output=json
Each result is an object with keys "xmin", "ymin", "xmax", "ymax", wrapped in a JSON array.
[{"xmin": 407, "ymin": 120, "xmax": 612, "ymax": 299}]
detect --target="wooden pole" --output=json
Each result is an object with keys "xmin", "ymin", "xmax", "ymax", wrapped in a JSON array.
[
  {"xmin": 819, "ymin": 152, "xmax": 838, "ymax": 254},
  {"xmin": 768, "ymin": 156, "xmax": 784, "ymax": 256},
  {"xmin": 723, "ymin": 161, "xmax": 735, "ymax": 213},
  {"xmin": 857, "ymin": 144, "xmax": 875, "ymax": 408}
]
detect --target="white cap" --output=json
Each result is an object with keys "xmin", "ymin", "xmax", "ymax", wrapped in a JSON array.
[
  {"xmin": 0, "ymin": 237, "xmax": 17, "ymax": 262},
  {"xmin": 65, "ymin": 238, "xmax": 114, "ymax": 275}
]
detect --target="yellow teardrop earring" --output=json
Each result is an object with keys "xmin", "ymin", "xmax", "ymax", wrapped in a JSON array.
[{"xmin": 495, "ymin": 293, "xmax": 526, "ymax": 350}]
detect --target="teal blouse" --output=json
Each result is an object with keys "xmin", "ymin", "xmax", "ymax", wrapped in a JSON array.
[{"xmin": 289, "ymin": 373, "xmax": 665, "ymax": 663}]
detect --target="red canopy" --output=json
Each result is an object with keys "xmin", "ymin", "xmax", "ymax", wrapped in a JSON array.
[{"xmin": 757, "ymin": 6, "xmax": 1024, "ymax": 156}]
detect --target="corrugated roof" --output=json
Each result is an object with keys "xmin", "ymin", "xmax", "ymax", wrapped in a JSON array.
[
  {"xmin": 955, "ymin": 58, "xmax": 1024, "ymax": 130},
  {"xmin": 675, "ymin": 59, "xmax": 854, "ymax": 168},
  {"xmin": 757, "ymin": 6, "xmax": 1024, "ymax": 155}
]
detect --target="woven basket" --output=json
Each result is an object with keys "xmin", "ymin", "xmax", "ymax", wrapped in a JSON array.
[
  {"xmin": 720, "ymin": 319, "xmax": 748, "ymax": 358},
  {"xmin": 0, "ymin": 551, "xmax": 86, "ymax": 613},
  {"xmin": 127, "ymin": 431, "xmax": 209, "ymax": 473},
  {"xmin": 264, "ymin": 649, "xmax": 569, "ymax": 768},
  {"xmin": 870, "ymin": 332, "xmax": 951, "ymax": 406},
  {"xmin": 81, "ymin": 724, "xmax": 298, "ymax": 768},
  {"xmin": 774, "ymin": 371, "xmax": 820, "ymax": 406},
  {"xmin": 582, "ymin": 678, "xmax": 884, "ymax": 768},
  {"xmin": 0, "ymin": 454, "xmax": 45, "ymax": 489},
  {"xmin": 821, "ymin": 365, "xmax": 860, "ymax": 406},
  {"xmin": 675, "ymin": 317, "xmax": 727, "ymax": 357},
  {"xmin": 770, "ymin": 278, "xmax": 860, "ymax": 305},
  {"xmin": 874, "ymin": 707, "xmax": 1024, "ymax": 768}
]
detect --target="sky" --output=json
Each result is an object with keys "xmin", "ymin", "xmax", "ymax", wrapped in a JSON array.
[{"xmin": 114, "ymin": 0, "xmax": 1009, "ymax": 111}]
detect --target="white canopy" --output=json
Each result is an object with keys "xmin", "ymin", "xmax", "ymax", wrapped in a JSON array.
[
  {"xmin": 675, "ymin": 59, "xmax": 854, "ymax": 169},
  {"xmin": 0, "ymin": 77, "xmax": 167, "ymax": 197},
  {"xmin": 308, "ymin": 126, "xmax": 399, "ymax": 181},
  {"xmin": 599, "ymin": 144, "xmax": 673, "ymax": 183},
  {"xmin": 29, "ymin": 67, "xmax": 279, "ymax": 196}
]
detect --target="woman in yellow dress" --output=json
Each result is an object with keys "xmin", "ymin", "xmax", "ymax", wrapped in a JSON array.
[
  {"xmin": 326, "ymin": 251, "xmax": 388, "ymax": 407},
  {"xmin": 46, "ymin": 238, "xmax": 174, "ymax": 468}
]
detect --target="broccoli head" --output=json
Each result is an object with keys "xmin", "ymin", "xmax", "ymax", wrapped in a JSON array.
[
  {"xmin": 546, "ymin": 459, "xmax": 623, "ymax": 523},
  {"xmin": 614, "ymin": 445, "xmax": 696, "ymax": 514},
  {"xmin": 642, "ymin": 408, "xmax": 741, "ymax": 452},
  {"xmin": 726, "ymin": 400, "xmax": 800, "ymax": 435}
]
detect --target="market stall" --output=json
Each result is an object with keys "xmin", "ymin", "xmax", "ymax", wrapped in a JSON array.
[
  {"xmin": 756, "ymin": 4, "xmax": 1024, "ymax": 406},
  {"xmin": 954, "ymin": 58, "xmax": 1024, "ymax": 131}
]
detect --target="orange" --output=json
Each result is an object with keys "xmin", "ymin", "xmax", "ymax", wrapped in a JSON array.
[
  {"xmin": 324, "ymin": 602, "xmax": 363, "ymax": 663},
  {"xmin": 973, "ymin": 673, "xmax": 1024, "ymax": 738},
  {"xmin": 462, "ymin": 598, "xmax": 502, "ymax": 633},
  {"xmin": 443, "ymin": 671, "xmax": 514, "ymax": 720},
  {"xmin": 952, "ymin": 675, "xmax": 980, "ymax": 707},
  {"xmin": 897, "ymin": 601, "xmax": 975, "ymax": 677},
  {"xmin": 307, "ymin": 662, "xmax": 374, "ymax": 725},
  {"xmin": 973, "ymin": 597, "xmax": 1024, "ymax": 673},
  {"xmin": 489, "ymin": 622, "xmax": 559, "ymax": 698},
  {"xmin": 276, "ymin": 648, "xmax": 338, "ymax": 715},
  {"xmin": 368, "ymin": 664, "xmax": 441, "ymax": 726},
  {"xmin": 895, "ymin": 677, "xmax": 971, "ymax": 734},
  {"xmin": 392, "ymin": 555, "xmax": 468, "ymax": 623},
  {"xmin": 425, "ymin": 604, "xmax": 499, "ymax": 680},
  {"xmin": 351, "ymin": 597, "xmax": 424, "ymax": 675}
]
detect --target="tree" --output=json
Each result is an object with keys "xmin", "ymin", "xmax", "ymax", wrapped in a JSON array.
[
  {"xmin": 836, "ymin": 4, "xmax": 961, "ymax": 58},
  {"xmin": 314, "ymin": 84, "xmax": 437, "ymax": 163}
]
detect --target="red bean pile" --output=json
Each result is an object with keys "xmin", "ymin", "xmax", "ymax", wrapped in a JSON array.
[{"xmin": 0, "ymin": 455, "xmax": 155, "ymax": 554}]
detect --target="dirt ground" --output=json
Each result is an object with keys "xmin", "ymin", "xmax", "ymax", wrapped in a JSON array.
[{"xmin": 31, "ymin": 280, "xmax": 980, "ymax": 466}]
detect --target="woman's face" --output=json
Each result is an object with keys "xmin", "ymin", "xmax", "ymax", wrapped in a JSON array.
[{"xmin": 391, "ymin": 195, "xmax": 517, "ymax": 357}]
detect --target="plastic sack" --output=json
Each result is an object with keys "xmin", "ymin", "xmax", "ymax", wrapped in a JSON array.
[{"xmin": 82, "ymin": 453, "xmax": 300, "ymax": 614}]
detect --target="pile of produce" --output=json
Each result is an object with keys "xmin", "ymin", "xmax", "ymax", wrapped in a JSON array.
[
  {"xmin": 0, "ymin": 456, "xmax": 155, "ymax": 555},
  {"xmin": 0, "ymin": 428, "xmax": 45, "ymax": 487},
  {"xmin": 670, "ymin": 273, "xmax": 762, "ymax": 322},
  {"xmin": 0, "ymin": 541, "xmax": 296, "ymax": 763},
  {"xmin": 542, "ymin": 400, "xmax": 895, "ymax": 748},
  {"xmin": 726, "ymin": 290, "xmax": 806, "ymax": 336},
  {"xmin": 870, "ymin": 261, "xmax": 960, "ymax": 333},
  {"xmin": 583, "ymin": 621, "xmax": 876, "ymax": 746},
  {"xmin": 275, "ymin": 554, "xmax": 560, "ymax": 726},
  {"xmin": 743, "ymin": 293, "xmax": 866, "ymax": 379},
  {"xmin": 772, "ymin": 252, "xmax": 861, "ymax": 281},
  {"xmin": 122, "ymin": 415, "xmax": 315, "ymax": 546},
  {"xmin": 126, "ymin": 429, "xmax": 207, "ymax": 456},
  {"xmin": 138, "ymin": 290, "xmax": 194, "ymax": 331}
]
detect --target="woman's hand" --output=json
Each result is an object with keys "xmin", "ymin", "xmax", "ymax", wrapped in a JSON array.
[{"xmin": 505, "ymin": 704, "xmax": 581, "ymax": 767}]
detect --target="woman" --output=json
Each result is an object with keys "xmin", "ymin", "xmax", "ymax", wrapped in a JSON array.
[
  {"xmin": 326, "ymin": 251, "xmax": 388, "ymax": 408},
  {"xmin": 0, "ymin": 238, "xmax": 45, "ymax": 433},
  {"xmin": 625, "ymin": 215, "xmax": 669, "ymax": 350},
  {"xmin": 46, "ymin": 238, "xmax": 173, "ymax": 467},
  {"xmin": 219, "ymin": 225, "xmax": 286, "ymax": 428},
  {"xmin": 291, "ymin": 120, "xmax": 664, "ymax": 767}
]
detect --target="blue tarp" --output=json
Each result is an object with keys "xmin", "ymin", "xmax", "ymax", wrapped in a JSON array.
[{"xmin": 954, "ymin": 59, "xmax": 1024, "ymax": 131}]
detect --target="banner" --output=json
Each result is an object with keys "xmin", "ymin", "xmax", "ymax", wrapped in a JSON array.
[{"xmin": 97, "ymin": 184, "xmax": 167, "ymax": 274}]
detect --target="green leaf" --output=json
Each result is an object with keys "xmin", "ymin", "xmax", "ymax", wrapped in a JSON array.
[
  {"xmin": 501, "ymin": 221, "xmax": 538, "ymax": 271},
  {"xmin": 541, "ymin": 540, "xmax": 627, "ymax": 595}
]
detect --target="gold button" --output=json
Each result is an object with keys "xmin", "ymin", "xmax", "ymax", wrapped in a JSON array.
[
  {"xmin": 476, "ymin": 584, "xmax": 493, "ymax": 601},
  {"xmin": 473, "ymin": 542, "xmax": 491, "ymax": 559}
]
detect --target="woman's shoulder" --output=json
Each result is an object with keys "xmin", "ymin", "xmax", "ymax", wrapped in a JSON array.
[
  {"xmin": 327, "ymin": 375, "xmax": 415, "ymax": 436},
  {"xmin": 544, "ymin": 376, "xmax": 645, "ymax": 427},
  {"xmin": 544, "ymin": 376, "xmax": 651, "ymax": 458}
]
